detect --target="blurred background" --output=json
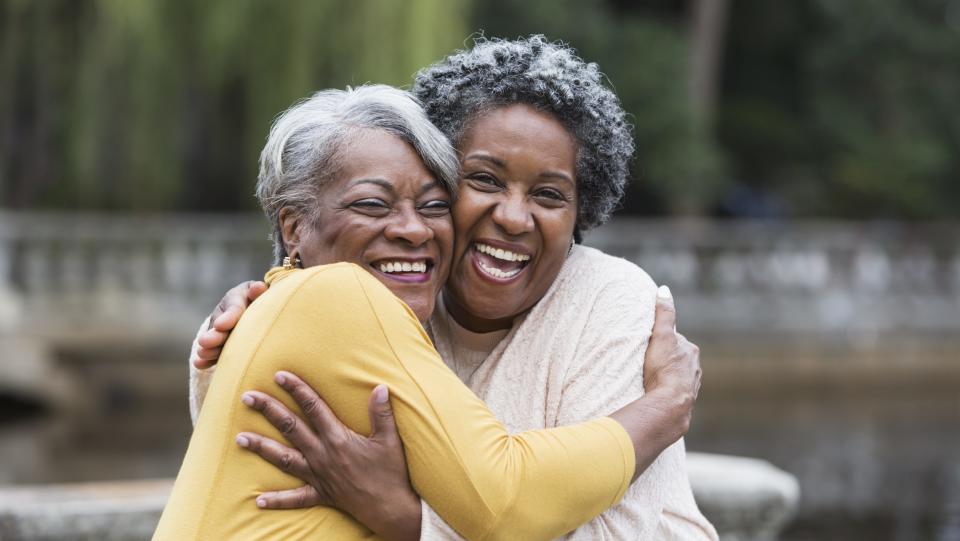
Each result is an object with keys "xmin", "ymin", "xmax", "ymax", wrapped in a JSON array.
[{"xmin": 1, "ymin": 0, "xmax": 958, "ymax": 540}]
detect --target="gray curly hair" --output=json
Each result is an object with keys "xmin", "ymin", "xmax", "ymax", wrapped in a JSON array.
[
  {"xmin": 412, "ymin": 35, "xmax": 634, "ymax": 237},
  {"xmin": 256, "ymin": 84, "xmax": 460, "ymax": 264}
]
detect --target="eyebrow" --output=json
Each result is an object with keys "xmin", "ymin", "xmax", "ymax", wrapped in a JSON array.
[
  {"xmin": 463, "ymin": 153, "xmax": 506, "ymax": 168},
  {"xmin": 348, "ymin": 178, "xmax": 394, "ymax": 192},
  {"xmin": 419, "ymin": 180, "xmax": 443, "ymax": 195},
  {"xmin": 464, "ymin": 153, "xmax": 574, "ymax": 184},
  {"xmin": 348, "ymin": 178, "xmax": 445, "ymax": 195}
]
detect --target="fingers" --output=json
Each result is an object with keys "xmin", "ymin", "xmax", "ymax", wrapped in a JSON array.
[
  {"xmin": 654, "ymin": 284, "xmax": 677, "ymax": 333},
  {"xmin": 367, "ymin": 385, "xmax": 400, "ymax": 445},
  {"xmin": 210, "ymin": 281, "xmax": 260, "ymax": 332},
  {"xmin": 194, "ymin": 328, "xmax": 227, "ymax": 369},
  {"xmin": 246, "ymin": 280, "xmax": 268, "ymax": 302},
  {"xmin": 235, "ymin": 432, "xmax": 312, "ymax": 480},
  {"xmin": 241, "ymin": 390, "xmax": 321, "ymax": 451},
  {"xmin": 255, "ymin": 486, "xmax": 324, "ymax": 509},
  {"xmin": 192, "ymin": 349, "xmax": 221, "ymax": 369},
  {"xmin": 273, "ymin": 371, "xmax": 342, "ymax": 437}
]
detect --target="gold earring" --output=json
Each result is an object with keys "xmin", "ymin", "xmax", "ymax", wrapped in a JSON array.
[{"xmin": 282, "ymin": 255, "xmax": 301, "ymax": 270}]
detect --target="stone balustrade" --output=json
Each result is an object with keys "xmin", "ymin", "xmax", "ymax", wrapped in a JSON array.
[{"xmin": 3, "ymin": 212, "xmax": 957, "ymax": 340}]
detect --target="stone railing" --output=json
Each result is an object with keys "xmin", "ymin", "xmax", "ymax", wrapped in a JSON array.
[
  {"xmin": 585, "ymin": 218, "xmax": 960, "ymax": 339},
  {"xmin": 3, "ymin": 211, "xmax": 958, "ymax": 341}
]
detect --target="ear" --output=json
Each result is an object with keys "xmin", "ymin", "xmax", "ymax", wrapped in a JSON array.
[{"xmin": 278, "ymin": 207, "xmax": 302, "ymax": 259}]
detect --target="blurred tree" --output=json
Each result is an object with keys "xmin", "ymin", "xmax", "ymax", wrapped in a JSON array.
[
  {"xmin": 0, "ymin": 0, "xmax": 470, "ymax": 211},
  {"xmin": 3, "ymin": 0, "xmax": 957, "ymax": 219},
  {"xmin": 718, "ymin": 0, "xmax": 960, "ymax": 219},
  {"xmin": 470, "ymin": 0, "xmax": 728, "ymax": 215}
]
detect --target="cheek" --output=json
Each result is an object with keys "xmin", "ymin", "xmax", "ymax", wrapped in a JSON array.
[{"xmin": 451, "ymin": 192, "xmax": 486, "ymax": 233}]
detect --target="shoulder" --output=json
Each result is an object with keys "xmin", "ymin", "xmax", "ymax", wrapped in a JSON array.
[
  {"xmin": 563, "ymin": 245, "xmax": 658, "ymax": 305},
  {"xmin": 269, "ymin": 263, "xmax": 386, "ymax": 300}
]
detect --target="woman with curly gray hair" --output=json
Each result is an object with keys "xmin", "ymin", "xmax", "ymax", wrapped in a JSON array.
[{"xmin": 192, "ymin": 37, "xmax": 715, "ymax": 540}]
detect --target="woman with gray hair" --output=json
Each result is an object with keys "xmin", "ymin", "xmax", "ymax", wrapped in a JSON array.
[{"xmin": 160, "ymin": 80, "xmax": 706, "ymax": 540}]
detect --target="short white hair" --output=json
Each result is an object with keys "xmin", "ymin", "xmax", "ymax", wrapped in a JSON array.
[{"xmin": 256, "ymin": 84, "xmax": 460, "ymax": 263}]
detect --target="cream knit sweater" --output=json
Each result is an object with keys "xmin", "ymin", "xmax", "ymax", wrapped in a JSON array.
[{"xmin": 189, "ymin": 245, "xmax": 716, "ymax": 540}]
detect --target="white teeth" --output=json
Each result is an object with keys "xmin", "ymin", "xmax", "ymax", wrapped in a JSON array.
[
  {"xmin": 477, "ymin": 260, "xmax": 521, "ymax": 279},
  {"xmin": 378, "ymin": 261, "xmax": 428, "ymax": 274},
  {"xmin": 475, "ymin": 243, "xmax": 530, "ymax": 262}
]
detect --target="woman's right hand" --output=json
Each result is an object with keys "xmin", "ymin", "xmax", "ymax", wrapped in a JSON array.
[{"xmin": 191, "ymin": 280, "xmax": 268, "ymax": 369}]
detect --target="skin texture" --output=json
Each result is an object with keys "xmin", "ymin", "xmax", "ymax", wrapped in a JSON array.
[
  {"xmin": 444, "ymin": 105, "xmax": 580, "ymax": 332},
  {"xmin": 279, "ymin": 129, "xmax": 453, "ymax": 324}
]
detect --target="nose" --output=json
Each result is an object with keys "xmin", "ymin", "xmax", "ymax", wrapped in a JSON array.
[
  {"xmin": 384, "ymin": 207, "xmax": 434, "ymax": 246},
  {"xmin": 491, "ymin": 193, "xmax": 535, "ymax": 236}
]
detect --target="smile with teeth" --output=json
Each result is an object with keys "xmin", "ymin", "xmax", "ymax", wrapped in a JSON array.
[
  {"xmin": 475, "ymin": 243, "xmax": 531, "ymax": 262},
  {"xmin": 379, "ymin": 261, "xmax": 429, "ymax": 273},
  {"xmin": 474, "ymin": 243, "xmax": 531, "ymax": 279}
]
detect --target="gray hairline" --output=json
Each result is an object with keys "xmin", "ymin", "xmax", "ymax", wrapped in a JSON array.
[{"xmin": 255, "ymin": 85, "xmax": 460, "ymax": 264}]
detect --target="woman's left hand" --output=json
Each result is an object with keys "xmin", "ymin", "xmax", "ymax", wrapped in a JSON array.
[{"xmin": 236, "ymin": 371, "xmax": 421, "ymax": 541}]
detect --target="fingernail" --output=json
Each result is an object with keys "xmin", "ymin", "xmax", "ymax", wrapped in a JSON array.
[
  {"xmin": 236, "ymin": 435, "xmax": 249, "ymax": 448},
  {"xmin": 657, "ymin": 285, "xmax": 672, "ymax": 300},
  {"xmin": 274, "ymin": 372, "xmax": 286, "ymax": 385},
  {"xmin": 374, "ymin": 384, "xmax": 389, "ymax": 404},
  {"xmin": 240, "ymin": 393, "xmax": 254, "ymax": 407},
  {"xmin": 256, "ymin": 497, "xmax": 267, "ymax": 508}
]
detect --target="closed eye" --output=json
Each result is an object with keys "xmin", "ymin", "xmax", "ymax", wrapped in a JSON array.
[
  {"xmin": 349, "ymin": 198, "xmax": 390, "ymax": 214},
  {"xmin": 419, "ymin": 199, "xmax": 451, "ymax": 216}
]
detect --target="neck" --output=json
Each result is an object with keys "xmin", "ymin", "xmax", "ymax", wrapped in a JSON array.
[{"xmin": 442, "ymin": 289, "xmax": 517, "ymax": 333}]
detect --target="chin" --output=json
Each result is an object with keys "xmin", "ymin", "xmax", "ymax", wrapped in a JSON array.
[{"xmin": 400, "ymin": 297, "xmax": 433, "ymax": 323}]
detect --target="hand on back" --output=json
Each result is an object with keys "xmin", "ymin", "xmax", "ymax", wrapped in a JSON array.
[
  {"xmin": 642, "ymin": 285, "xmax": 702, "ymax": 430},
  {"xmin": 192, "ymin": 280, "xmax": 267, "ymax": 369}
]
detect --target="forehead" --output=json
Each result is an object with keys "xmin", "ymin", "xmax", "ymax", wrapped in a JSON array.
[
  {"xmin": 460, "ymin": 104, "xmax": 577, "ymax": 170},
  {"xmin": 330, "ymin": 129, "xmax": 439, "ymax": 191}
]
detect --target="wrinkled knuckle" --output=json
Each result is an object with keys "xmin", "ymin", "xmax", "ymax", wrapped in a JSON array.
[
  {"xmin": 278, "ymin": 415, "xmax": 297, "ymax": 435},
  {"xmin": 279, "ymin": 453, "xmax": 295, "ymax": 472},
  {"xmin": 301, "ymin": 397, "xmax": 321, "ymax": 416}
]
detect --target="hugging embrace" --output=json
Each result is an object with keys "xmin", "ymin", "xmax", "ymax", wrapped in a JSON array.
[{"xmin": 155, "ymin": 36, "xmax": 717, "ymax": 541}]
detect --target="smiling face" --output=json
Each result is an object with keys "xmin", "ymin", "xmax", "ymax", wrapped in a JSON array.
[
  {"xmin": 443, "ymin": 104, "xmax": 579, "ymax": 332},
  {"xmin": 281, "ymin": 129, "xmax": 454, "ymax": 322}
]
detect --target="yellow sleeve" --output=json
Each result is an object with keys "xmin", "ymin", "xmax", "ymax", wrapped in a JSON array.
[{"xmin": 154, "ymin": 263, "xmax": 634, "ymax": 541}]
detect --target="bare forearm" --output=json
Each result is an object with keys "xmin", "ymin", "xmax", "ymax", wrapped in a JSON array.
[{"xmin": 609, "ymin": 386, "xmax": 694, "ymax": 481}]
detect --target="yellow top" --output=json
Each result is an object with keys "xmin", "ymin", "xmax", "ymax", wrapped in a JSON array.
[{"xmin": 153, "ymin": 263, "xmax": 635, "ymax": 541}]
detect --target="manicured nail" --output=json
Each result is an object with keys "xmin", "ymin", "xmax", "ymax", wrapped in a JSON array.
[
  {"xmin": 241, "ymin": 393, "xmax": 254, "ymax": 407},
  {"xmin": 236, "ymin": 435, "xmax": 249, "ymax": 448},
  {"xmin": 657, "ymin": 285, "xmax": 672, "ymax": 300},
  {"xmin": 256, "ymin": 497, "xmax": 267, "ymax": 508},
  {"xmin": 274, "ymin": 372, "xmax": 287, "ymax": 385},
  {"xmin": 374, "ymin": 384, "xmax": 389, "ymax": 404}
]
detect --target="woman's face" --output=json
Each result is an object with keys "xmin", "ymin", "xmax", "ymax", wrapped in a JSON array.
[
  {"xmin": 282, "ymin": 129, "xmax": 454, "ymax": 322},
  {"xmin": 444, "ymin": 104, "xmax": 579, "ymax": 332}
]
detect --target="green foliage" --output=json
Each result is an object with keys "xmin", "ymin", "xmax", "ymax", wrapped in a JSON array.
[
  {"xmin": 2, "ymin": 0, "xmax": 957, "ymax": 219},
  {"xmin": 469, "ymin": 0, "xmax": 727, "ymax": 214},
  {"xmin": 720, "ymin": 0, "xmax": 960, "ymax": 218},
  {"xmin": 0, "ymin": 0, "xmax": 469, "ymax": 211}
]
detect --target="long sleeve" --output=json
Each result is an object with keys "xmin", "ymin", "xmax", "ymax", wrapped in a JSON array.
[
  {"xmin": 553, "ymin": 260, "xmax": 717, "ymax": 540},
  {"xmin": 188, "ymin": 316, "xmax": 214, "ymax": 425},
  {"xmin": 155, "ymin": 263, "xmax": 635, "ymax": 541}
]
